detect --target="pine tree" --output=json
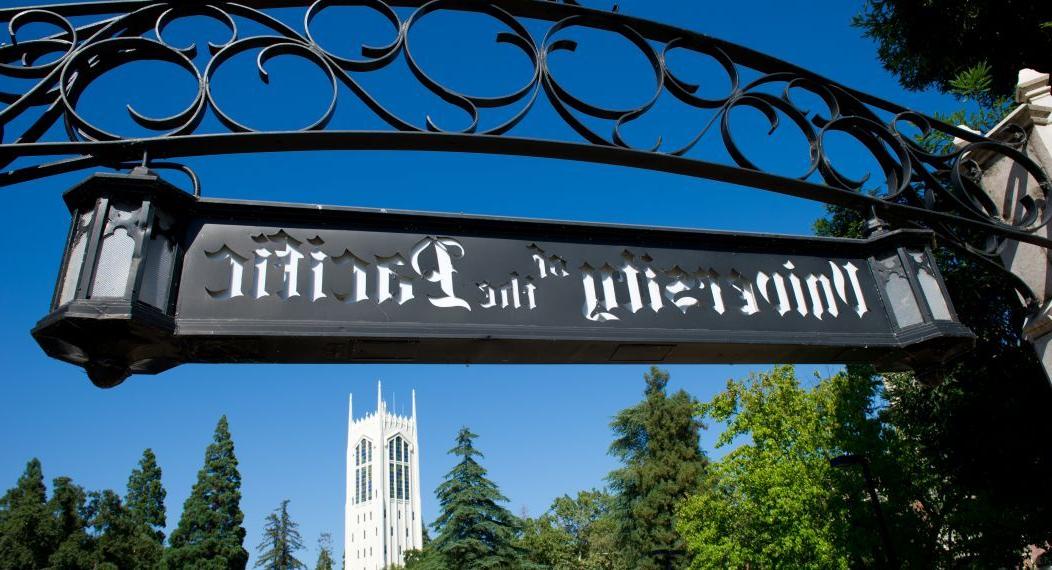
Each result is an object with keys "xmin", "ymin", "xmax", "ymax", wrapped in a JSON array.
[
  {"xmin": 255, "ymin": 499, "xmax": 306, "ymax": 569},
  {"xmin": 163, "ymin": 415, "xmax": 249, "ymax": 569},
  {"xmin": 0, "ymin": 458, "xmax": 56, "ymax": 568},
  {"xmin": 314, "ymin": 533, "xmax": 335, "ymax": 570},
  {"xmin": 126, "ymin": 448, "xmax": 167, "ymax": 566},
  {"xmin": 431, "ymin": 427, "xmax": 521, "ymax": 569},
  {"xmin": 607, "ymin": 367, "xmax": 708, "ymax": 569}
]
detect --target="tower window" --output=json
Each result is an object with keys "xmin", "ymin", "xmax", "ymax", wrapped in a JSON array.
[
  {"xmin": 387, "ymin": 435, "xmax": 411, "ymax": 501},
  {"xmin": 353, "ymin": 439, "xmax": 373, "ymax": 504}
]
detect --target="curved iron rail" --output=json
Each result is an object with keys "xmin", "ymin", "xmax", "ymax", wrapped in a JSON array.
[{"xmin": 0, "ymin": 0, "xmax": 1049, "ymax": 304}]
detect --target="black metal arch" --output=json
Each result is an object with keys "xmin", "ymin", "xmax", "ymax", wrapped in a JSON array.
[{"xmin": 0, "ymin": 0, "xmax": 1049, "ymax": 304}]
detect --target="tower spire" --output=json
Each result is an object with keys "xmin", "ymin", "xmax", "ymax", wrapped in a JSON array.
[
  {"xmin": 377, "ymin": 380, "xmax": 383, "ymax": 413},
  {"xmin": 411, "ymin": 389, "xmax": 417, "ymax": 421}
]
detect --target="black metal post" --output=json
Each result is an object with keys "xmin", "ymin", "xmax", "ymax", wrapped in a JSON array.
[{"xmin": 830, "ymin": 454, "xmax": 899, "ymax": 569}]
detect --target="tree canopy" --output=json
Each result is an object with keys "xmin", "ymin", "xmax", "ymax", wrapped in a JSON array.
[
  {"xmin": 607, "ymin": 367, "xmax": 708, "ymax": 570},
  {"xmin": 0, "ymin": 459, "xmax": 56, "ymax": 568},
  {"xmin": 676, "ymin": 366, "xmax": 879, "ymax": 569},
  {"xmin": 518, "ymin": 489, "xmax": 625, "ymax": 570},
  {"xmin": 0, "ymin": 456, "xmax": 171, "ymax": 570},
  {"xmin": 815, "ymin": 174, "xmax": 1052, "ymax": 564},
  {"xmin": 853, "ymin": 0, "xmax": 1052, "ymax": 98}
]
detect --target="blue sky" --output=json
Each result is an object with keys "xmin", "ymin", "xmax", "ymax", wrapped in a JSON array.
[{"xmin": 0, "ymin": 0, "xmax": 965, "ymax": 564}]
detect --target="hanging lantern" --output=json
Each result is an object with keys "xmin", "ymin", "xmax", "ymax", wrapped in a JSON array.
[{"xmin": 32, "ymin": 169, "xmax": 190, "ymax": 387}]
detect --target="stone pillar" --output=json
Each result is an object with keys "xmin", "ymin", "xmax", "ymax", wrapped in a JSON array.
[{"xmin": 974, "ymin": 69, "xmax": 1052, "ymax": 380}]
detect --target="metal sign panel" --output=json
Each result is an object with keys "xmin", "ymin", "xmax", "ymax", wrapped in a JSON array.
[{"xmin": 33, "ymin": 174, "xmax": 973, "ymax": 386}]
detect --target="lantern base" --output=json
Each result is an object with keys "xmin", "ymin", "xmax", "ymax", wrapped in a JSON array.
[{"xmin": 32, "ymin": 299, "xmax": 178, "ymax": 388}]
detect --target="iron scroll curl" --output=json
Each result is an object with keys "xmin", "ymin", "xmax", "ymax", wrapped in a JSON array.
[{"xmin": 0, "ymin": 0, "xmax": 1049, "ymax": 305}]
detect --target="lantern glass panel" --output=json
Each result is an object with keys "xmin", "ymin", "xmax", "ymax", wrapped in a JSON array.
[
  {"xmin": 878, "ymin": 253, "xmax": 923, "ymax": 328},
  {"xmin": 911, "ymin": 252, "xmax": 952, "ymax": 321},
  {"xmin": 139, "ymin": 230, "xmax": 176, "ymax": 310},
  {"xmin": 58, "ymin": 209, "xmax": 94, "ymax": 306},
  {"xmin": 89, "ymin": 201, "xmax": 138, "ymax": 298}
]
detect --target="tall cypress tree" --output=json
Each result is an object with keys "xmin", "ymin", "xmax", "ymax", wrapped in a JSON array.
[
  {"xmin": 431, "ymin": 427, "xmax": 520, "ymax": 569},
  {"xmin": 0, "ymin": 458, "xmax": 55, "ymax": 568},
  {"xmin": 163, "ymin": 415, "xmax": 248, "ymax": 569},
  {"xmin": 607, "ymin": 367, "xmax": 708, "ymax": 570},
  {"xmin": 126, "ymin": 448, "xmax": 167, "ymax": 566},
  {"xmin": 255, "ymin": 499, "xmax": 306, "ymax": 569}
]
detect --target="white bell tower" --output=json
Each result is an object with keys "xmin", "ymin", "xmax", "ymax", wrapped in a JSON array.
[{"xmin": 344, "ymin": 382, "xmax": 423, "ymax": 569}]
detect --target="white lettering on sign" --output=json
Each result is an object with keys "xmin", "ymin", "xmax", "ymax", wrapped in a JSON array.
[
  {"xmin": 411, "ymin": 237, "xmax": 470, "ymax": 310},
  {"xmin": 205, "ymin": 233, "xmax": 871, "ymax": 322}
]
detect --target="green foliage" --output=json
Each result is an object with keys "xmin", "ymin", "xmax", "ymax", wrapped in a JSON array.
[
  {"xmin": 127, "ymin": 449, "xmax": 166, "ymax": 540},
  {"xmin": 853, "ymin": 0, "xmax": 1052, "ymax": 98},
  {"xmin": 0, "ymin": 456, "xmax": 177, "ymax": 570},
  {"xmin": 948, "ymin": 61, "xmax": 995, "ymax": 99},
  {"xmin": 519, "ymin": 490, "xmax": 625, "ymax": 570},
  {"xmin": 123, "ymin": 448, "xmax": 167, "ymax": 566},
  {"xmin": 817, "ymin": 206, "xmax": 1052, "ymax": 564},
  {"xmin": 89, "ymin": 489, "xmax": 145, "ymax": 569},
  {"xmin": 164, "ymin": 415, "xmax": 249, "ymax": 569},
  {"xmin": 607, "ymin": 367, "xmax": 707, "ymax": 570},
  {"xmin": 676, "ymin": 366, "xmax": 861, "ymax": 569},
  {"xmin": 674, "ymin": 364, "xmax": 1012, "ymax": 569},
  {"xmin": 0, "ymin": 459, "xmax": 56, "ymax": 568},
  {"xmin": 918, "ymin": 101, "xmax": 1013, "ymax": 156},
  {"xmin": 48, "ymin": 476, "xmax": 96, "ymax": 569},
  {"xmin": 519, "ymin": 512, "xmax": 575, "ymax": 569},
  {"xmin": 314, "ymin": 533, "xmax": 335, "ymax": 570},
  {"xmin": 402, "ymin": 546, "xmax": 446, "ymax": 570},
  {"xmin": 814, "ymin": 91, "xmax": 1052, "ymax": 564},
  {"xmin": 812, "ymin": 204, "xmax": 865, "ymax": 241},
  {"xmin": 255, "ymin": 499, "xmax": 306, "ymax": 569},
  {"xmin": 430, "ymin": 427, "xmax": 521, "ymax": 569}
]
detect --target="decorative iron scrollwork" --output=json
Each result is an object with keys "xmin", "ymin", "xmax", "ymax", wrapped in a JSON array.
[{"xmin": 0, "ymin": 0, "xmax": 1049, "ymax": 304}]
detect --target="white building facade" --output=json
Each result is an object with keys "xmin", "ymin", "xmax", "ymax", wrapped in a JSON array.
[{"xmin": 345, "ymin": 382, "xmax": 423, "ymax": 569}]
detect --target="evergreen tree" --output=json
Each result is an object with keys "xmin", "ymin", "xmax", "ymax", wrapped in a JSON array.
[
  {"xmin": 47, "ymin": 476, "xmax": 96, "ymax": 569},
  {"xmin": 607, "ymin": 367, "xmax": 708, "ymax": 570},
  {"xmin": 402, "ymin": 546, "xmax": 446, "ymax": 570},
  {"xmin": 126, "ymin": 448, "xmax": 167, "ymax": 566},
  {"xmin": 431, "ymin": 427, "xmax": 521, "ymax": 569},
  {"xmin": 89, "ymin": 489, "xmax": 141, "ymax": 569},
  {"xmin": 164, "ymin": 415, "xmax": 249, "ymax": 569},
  {"xmin": 255, "ymin": 499, "xmax": 306, "ymax": 570},
  {"xmin": 314, "ymin": 533, "xmax": 335, "ymax": 570},
  {"xmin": 127, "ymin": 449, "xmax": 166, "ymax": 539},
  {"xmin": 0, "ymin": 458, "xmax": 56, "ymax": 568}
]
